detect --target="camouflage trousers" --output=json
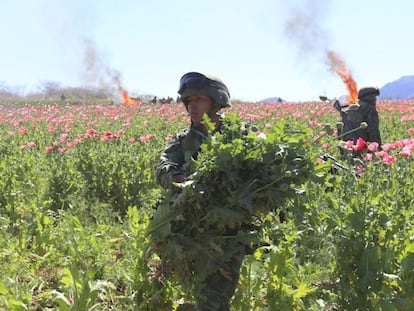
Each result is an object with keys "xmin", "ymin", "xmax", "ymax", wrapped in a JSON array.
[{"xmin": 193, "ymin": 242, "xmax": 246, "ymax": 311}]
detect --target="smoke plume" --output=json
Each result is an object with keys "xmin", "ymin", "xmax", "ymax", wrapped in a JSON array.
[
  {"xmin": 283, "ymin": 0, "xmax": 358, "ymax": 100},
  {"xmin": 284, "ymin": 0, "xmax": 330, "ymax": 60},
  {"xmin": 38, "ymin": 0, "xmax": 126, "ymax": 96},
  {"xmin": 81, "ymin": 37, "xmax": 122, "ymax": 93}
]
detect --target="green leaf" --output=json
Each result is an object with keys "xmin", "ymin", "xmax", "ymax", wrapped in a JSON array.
[
  {"xmin": 406, "ymin": 242, "xmax": 414, "ymax": 254},
  {"xmin": 0, "ymin": 283, "xmax": 8, "ymax": 295},
  {"xmin": 292, "ymin": 282, "xmax": 317, "ymax": 299}
]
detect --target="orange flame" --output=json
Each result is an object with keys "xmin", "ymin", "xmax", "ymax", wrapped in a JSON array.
[
  {"xmin": 119, "ymin": 87, "xmax": 141, "ymax": 105},
  {"xmin": 327, "ymin": 51, "xmax": 358, "ymax": 103}
]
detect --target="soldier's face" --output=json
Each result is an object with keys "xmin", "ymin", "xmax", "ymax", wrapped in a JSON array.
[{"xmin": 186, "ymin": 95, "xmax": 214, "ymax": 123}]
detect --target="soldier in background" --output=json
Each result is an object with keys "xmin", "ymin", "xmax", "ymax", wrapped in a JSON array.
[{"xmin": 335, "ymin": 86, "xmax": 382, "ymax": 146}]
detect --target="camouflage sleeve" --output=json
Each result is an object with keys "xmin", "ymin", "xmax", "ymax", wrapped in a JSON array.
[
  {"xmin": 156, "ymin": 131, "xmax": 186, "ymax": 189},
  {"xmin": 365, "ymin": 106, "xmax": 382, "ymax": 145}
]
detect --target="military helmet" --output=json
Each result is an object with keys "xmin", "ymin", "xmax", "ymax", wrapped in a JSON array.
[
  {"xmin": 358, "ymin": 87, "xmax": 380, "ymax": 100},
  {"xmin": 178, "ymin": 72, "xmax": 231, "ymax": 110}
]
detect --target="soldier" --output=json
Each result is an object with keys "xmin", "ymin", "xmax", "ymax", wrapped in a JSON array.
[
  {"xmin": 156, "ymin": 72, "xmax": 244, "ymax": 310},
  {"xmin": 157, "ymin": 72, "xmax": 232, "ymax": 188},
  {"xmin": 335, "ymin": 87, "xmax": 382, "ymax": 146}
]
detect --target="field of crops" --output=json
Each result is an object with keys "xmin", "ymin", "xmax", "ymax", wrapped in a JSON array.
[{"xmin": 1, "ymin": 99, "xmax": 414, "ymax": 310}]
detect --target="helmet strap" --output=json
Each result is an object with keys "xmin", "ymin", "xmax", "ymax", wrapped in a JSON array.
[{"xmin": 208, "ymin": 106, "xmax": 221, "ymax": 123}]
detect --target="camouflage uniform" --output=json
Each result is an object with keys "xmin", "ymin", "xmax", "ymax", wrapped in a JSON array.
[
  {"xmin": 355, "ymin": 99, "xmax": 381, "ymax": 145},
  {"xmin": 156, "ymin": 123, "xmax": 206, "ymax": 189},
  {"xmin": 156, "ymin": 122, "xmax": 246, "ymax": 311},
  {"xmin": 155, "ymin": 72, "xmax": 244, "ymax": 311}
]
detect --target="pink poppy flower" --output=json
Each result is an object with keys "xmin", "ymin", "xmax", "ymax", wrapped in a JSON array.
[
  {"xmin": 66, "ymin": 140, "xmax": 79, "ymax": 148},
  {"xmin": 381, "ymin": 143, "xmax": 391, "ymax": 151},
  {"xmin": 86, "ymin": 129, "xmax": 97, "ymax": 135},
  {"xmin": 139, "ymin": 134, "xmax": 155, "ymax": 143},
  {"xmin": 382, "ymin": 154, "xmax": 397, "ymax": 165},
  {"xmin": 401, "ymin": 145, "xmax": 413, "ymax": 157},
  {"xmin": 344, "ymin": 140, "xmax": 354, "ymax": 149},
  {"xmin": 60, "ymin": 133, "xmax": 70, "ymax": 142},
  {"xmin": 316, "ymin": 157, "xmax": 325, "ymax": 164},
  {"xmin": 364, "ymin": 153, "xmax": 373, "ymax": 161},
  {"xmin": 356, "ymin": 164, "xmax": 364, "ymax": 175},
  {"xmin": 104, "ymin": 131, "xmax": 118, "ymax": 139},
  {"xmin": 375, "ymin": 150, "xmax": 386, "ymax": 158},
  {"xmin": 367, "ymin": 142, "xmax": 379, "ymax": 152},
  {"xmin": 352, "ymin": 137, "xmax": 367, "ymax": 152}
]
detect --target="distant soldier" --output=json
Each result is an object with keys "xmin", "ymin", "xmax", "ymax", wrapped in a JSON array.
[{"xmin": 335, "ymin": 87, "xmax": 381, "ymax": 146}]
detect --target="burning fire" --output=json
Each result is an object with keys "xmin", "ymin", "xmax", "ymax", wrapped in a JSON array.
[
  {"xmin": 327, "ymin": 51, "xmax": 358, "ymax": 103},
  {"xmin": 119, "ymin": 87, "xmax": 141, "ymax": 105}
]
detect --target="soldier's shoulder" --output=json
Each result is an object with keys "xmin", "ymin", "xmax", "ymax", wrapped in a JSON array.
[
  {"xmin": 173, "ymin": 128, "xmax": 190, "ymax": 139},
  {"xmin": 179, "ymin": 127, "xmax": 191, "ymax": 135},
  {"xmin": 358, "ymin": 100, "xmax": 372, "ymax": 107}
]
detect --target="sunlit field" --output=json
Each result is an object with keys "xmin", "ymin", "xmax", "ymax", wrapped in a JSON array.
[{"xmin": 1, "ymin": 99, "xmax": 414, "ymax": 310}]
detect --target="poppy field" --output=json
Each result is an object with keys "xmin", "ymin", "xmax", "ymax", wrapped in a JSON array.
[{"xmin": 1, "ymin": 99, "xmax": 414, "ymax": 310}]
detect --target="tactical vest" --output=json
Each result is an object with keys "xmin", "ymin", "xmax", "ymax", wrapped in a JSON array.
[
  {"xmin": 342, "ymin": 103, "xmax": 363, "ymax": 129},
  {"xmin": 338, "ymin": 103, "xmax": 364, "ymax": 141}
]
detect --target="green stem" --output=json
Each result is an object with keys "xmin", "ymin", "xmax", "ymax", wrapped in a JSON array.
[
  {"xmin": 249, "ymin": 176, "xmax": 285, "ymax": 196},
  {"xmin": 337, "ymin": 124, "xmax": 365, "ymax": 139}
]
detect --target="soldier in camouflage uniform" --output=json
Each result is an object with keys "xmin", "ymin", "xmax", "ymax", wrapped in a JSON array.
[
  {"xmin": 156, "ymin": 72, "xmax": 244, "ymax": 311},
  {"xmin": 335, "ymin": 86, "xmax": 382, "ymax": 146}
]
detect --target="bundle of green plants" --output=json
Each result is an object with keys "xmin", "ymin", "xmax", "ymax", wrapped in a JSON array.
[{"xmin": 146, "ymin": 113, "xmax": 320, "ymax": 294}]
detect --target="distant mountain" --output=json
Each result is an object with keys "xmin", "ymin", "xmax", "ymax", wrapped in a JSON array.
[
  {"xmin": 259, "ymin": 97, "xmax": 284, "ymax": 103},
  {"xmin": 379, "ymin": 75, "xmax": 414, "ymax": 99},
  {"xmin": 259, "ymin": 75, "xmax": 414, "ymax": 102}
]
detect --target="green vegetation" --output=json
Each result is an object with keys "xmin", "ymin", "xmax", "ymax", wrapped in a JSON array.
[{"xmin": 0, "ymin": 100, "xmax": 413, "ymax": 310}]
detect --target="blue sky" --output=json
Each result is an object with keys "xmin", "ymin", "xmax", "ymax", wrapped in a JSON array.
[{"xmin": 1, "ymin": 0, "xmax": 413, "ymax": 102}]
